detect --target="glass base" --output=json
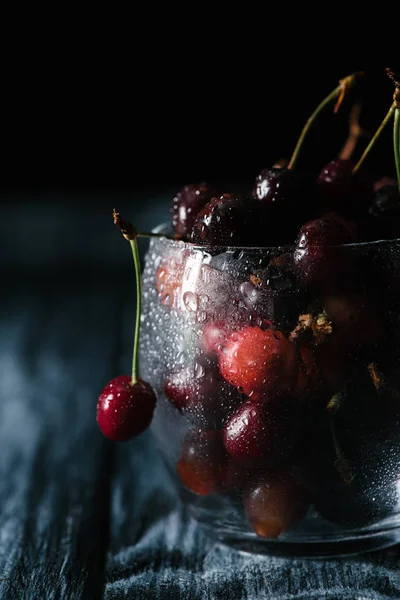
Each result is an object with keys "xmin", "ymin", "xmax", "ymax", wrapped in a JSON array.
[{"xmin": 190, "ymin": 505, "xmax": 400, "ymax": 558}]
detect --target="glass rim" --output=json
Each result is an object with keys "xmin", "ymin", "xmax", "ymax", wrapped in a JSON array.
[{"xmin": 152, "ymin": 222, "xmax": 400, "ymax": 252}]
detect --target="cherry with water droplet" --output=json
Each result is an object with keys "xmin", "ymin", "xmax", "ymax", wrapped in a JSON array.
[
  {"xmin": 191, "ymin": 193, "xmax": 270, "ymax": 247},
  {"xmin": 252, "ymin": 167, "xmax": 319, "ymax": 241},
  {"xmin": 97, "ymin": 211, "xmax": 157, "ymax": 442},
  {"xmin": 176, "ymin": 429, "xmax": 237, "ymax": 496},
  {"xmin": 164, "ymin": 354, "xmax": 242, "ymax": 428},
  {"xmin": 316, "ymin": 158, "xmax": 371, "ymax": 218},
  {"xmin": 223, "ymin": 399, "xmax": 295, "ymax": 465},
  {"xmin": 218, "ymin": 326, "xmax": 299, "ymax": 400},
  {"xmin": 244, "ymin": 471, "xmax": 309, "ymax": 538},
  {"xmin": 171, "ymin": 182, "xmax": 217, "ymax": 240},
  {"xmin": 97, "ymin": 375, "xmax": 156, "ymax": 441},
  {"xmin": 294, "ymin": 212, "xmax": 359, "ymax": 287}
]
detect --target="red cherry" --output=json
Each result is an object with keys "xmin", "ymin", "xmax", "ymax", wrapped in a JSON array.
[
  {"xmin": 96, "ymin": 375, "xmax": 156, "ymax": 441},
  {"xmin": 294, "ymin": 212, "xmax": 359, "ymax": 287},
  {"xmin": 218, "ymin": 327, "xmax": 298, "ymax": 399},
  {"xmin": 164, "ymin": 354, "xmax": 242, "ymax": 429},
  {"xmin": 171, "ymin": 182, "xmax": 217, "ymax": 239},
  {"xmin": 323, "ymin": 294, "xmax": 383, "ymax": 351},
  {"xmin": 223, "ymin": 399, "xmax": 294, "ymax": 464},
  {"xmin": 176, "ymin": 429, "xmax": 237, "ymax": 496},
  {"xmin": 244, "ymin": 472, "xmax": 309, "ymax": 538},
  {"xmin": 316, "ymin": 158, "xmax": 372, "ymax": 219}
]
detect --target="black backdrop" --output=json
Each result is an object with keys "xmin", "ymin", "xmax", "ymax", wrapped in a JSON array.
[
  {"xmin": 2, "ymin": 61, "xmax": 396, "ymax": 193},
  {"xmin": 2, "ymin": 60, "xmax": 396, "ymax": 274}
]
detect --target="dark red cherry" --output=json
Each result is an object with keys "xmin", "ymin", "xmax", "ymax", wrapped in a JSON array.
[
  {"xmin": 223, "ymin": 399, "xmax": 295, "ymax": 464},
  {"xmin": 190, "ymin": 193, "xmax": 269, "ymax": 247},
  {"xmin": 176, "ymin": 429, "xmax": 237, "ymax": 495},
  {"xmin": 164, "ymin": 354, "xmax": 242, "ymax": 428},
  {"xmin": 97, "ymin": 375, "xmax": 156, "ymax": 441},
  {"xmin": 252, "ymin": 167, "xmax": 319, "ymax": 241},
  {"xmin": 171, "ymin": 182, "xmax": 217, "ymax": 239},
  {"xmin": 294, "ymin": 212, "xmax": 359, "ymax": 286},
  {"xmin": 218, "ymin": 327, "xmax": 298, "ymax": 400},
  {"xmin": 323, "ymin": 293, "xmax": 383, "ymax": 352},
  {"xmin": 241, "ymin": 253, "xmax": 309, "ymax": 332},
  {"xmin": 295, "ymin": 345, "xmax": 326, "ymax": 400},
  {"xmin": 317, "ymin": 158, "xmax": 372, "ymax": 218},
  {"xmin": 367, "ymin": 184, "xmax": 400, "ymax": 240},
  {"xmin": 244, "ymin": 472, "xmax": 309, "ymax": 538}
]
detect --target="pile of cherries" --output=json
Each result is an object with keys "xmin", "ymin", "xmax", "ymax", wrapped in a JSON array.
[
  {"xmin": 158, "ymin": 157, "xmax": 400, "ymax": 538},
  {"xmin": 97, "ymin": 71, "xmax": 400, "ymax": 540}
]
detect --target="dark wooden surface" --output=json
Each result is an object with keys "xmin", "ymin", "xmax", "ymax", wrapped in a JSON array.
[{"xmin": 1, "ymin": 193, "xmax": 400, "ymax": 599}]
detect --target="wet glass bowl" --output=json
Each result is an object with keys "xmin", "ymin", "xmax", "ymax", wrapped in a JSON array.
[{"xmin": 139, "ymin": 225, "xmax": 400, "ymax": 557}]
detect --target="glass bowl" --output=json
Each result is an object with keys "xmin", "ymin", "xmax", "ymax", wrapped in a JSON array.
[{"xmin": 139, "ymin": 225, "xmax": 400, "ymax": 557}]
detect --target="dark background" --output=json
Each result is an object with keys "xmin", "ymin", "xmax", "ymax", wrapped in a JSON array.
[
  {"xmin": 2, "ymin": 62, "xmax": 396, "ymax": 191},
  {"xmin": 2, "ymin": 60, "xmax": 397, "ymax": 272}
]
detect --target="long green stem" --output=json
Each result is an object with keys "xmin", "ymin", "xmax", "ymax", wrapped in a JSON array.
[
  {"xmin": 394, "ymin": 108, "xmax": 400, "ymax": 193},
  {"xmin": 287, "ymin": 72, "xmax": 362, "ymax": 170},
  {"xmin": 130, "ymin": 237, "xmax": 142, "ymax": 385},
  {"xmin": 352, "ymin": 103, "xmax": 396, "ymax": 174}
]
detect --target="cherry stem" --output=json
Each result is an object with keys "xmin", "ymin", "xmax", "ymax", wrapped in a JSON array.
[
  {"xmin": 287, "ymin": 72, "xmax": 363, "ymax": 170},
  {"xmin": 393, "ymin": 108, "xmax": 400, "ymax": 193},
  {"xmin": 327, "ymin": 394, "xmax": 354, "ymax": 484},
  {"xmin": 113, "ymin": 208, "xmax": 142, "ymax": 385},
  {"xmin": 130, "ymin": 237, "xmax": 141, "ymax": 385},
  {"xmin": 386, "ymin": 68, "xmax": 400, "ymax": 192},
  {"xmin": 339, "ymin": 102, "xmax": 369, "ymax": 161},
  {"xmin": 329, "ymin": 415, "xmax": 353, "ymax": 484},
  {"xmin": 352, "ymin": 103, "xmax": 396, "ymax": 174}
]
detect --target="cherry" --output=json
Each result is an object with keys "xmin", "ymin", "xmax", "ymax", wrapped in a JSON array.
[
  {"xmin": 223, "ymin": 399, "xmax": 295, "ymax": 464},
  {"xmin": 295, "ymin": 345, "xmax": 325, "ymax": 400},
  {"xmin": 314, "ymin": 337, "xmax": 352, "ymax": 394},
  {"xmin": 96, "ymin": 375, "xmax": 156, "ymax": 441},
  {"xmin": 367, "ymin": 184, "xmax": 400, "ymax": 240},
  {"xmin": 176, "ymin": 429, "xmax": 237, "ymax": 496},
  {"xmin": 323, "ymin": 293, "xmax": 383, "ymax": 353},
  {"xmin": 293, "ymin": 212, "xmax": 359, "ymax": 287},
  {"xmin": 241, "ymin": 253, "xmax": 309, "ymax": 332},
  {"xmin": 316, "ymin": 158, "xmax": 372, "ymax": 219},
  {"xmin": 171, "ymin": 182, "xmax": 217, "ymax": 240},
  {"xmin": 97, "ymin": 211, "xmax": 157, "ymax": 442},
  {"xmin": 244, "ymin": 472, "xmax": 309, "ymax": 538},
  {"xmin": 218, "ymin": 327, "xmax": 298, "ymax": 400},
  {"xmin": 190, "ymin": 193, "xmax": 270, "ymax": 247},
  {"xmin": 252, "ymin": 168, "xmax": 318, "ymax": 241},
  {"xmin": 164, "ymin": 354, "xmax": 242, "ymax": 429}
]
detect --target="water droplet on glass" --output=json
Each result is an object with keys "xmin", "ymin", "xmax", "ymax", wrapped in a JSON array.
[
  {"xmin": 161, "ymin": 294, "xmax": 171, "ymax": 306},
  {"xmin": 194, "ymin": 362, "xmax": 205, "ymax": 378},
  {"xmin": 183, "ymin": 291, "xmax": 198, "ymax": 312},
  {"xmin": 200, "ymin": 223, "xmax": 209, "ymax": 240}
]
